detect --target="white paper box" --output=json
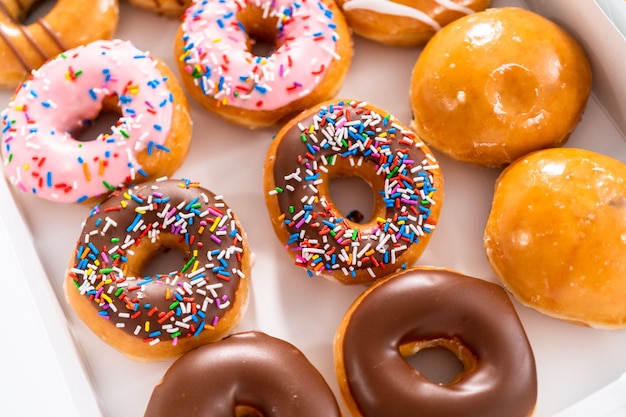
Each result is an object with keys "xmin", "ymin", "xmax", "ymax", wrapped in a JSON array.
[{"xmin": 0, "ymin": 1, "xmax": 624, "ymax": 416}]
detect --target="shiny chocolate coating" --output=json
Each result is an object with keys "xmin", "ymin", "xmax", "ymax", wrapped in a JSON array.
[
  {"xmin": 144, "ymin": 331, "xmax": 343, "ymax": 417},
  {"xmin": 337, "ymin": 267, "xmax": 537, "ymax": 417},
  {"xmin": 67, "ymin": 179, "xmax": 247, "ymax": 346}
]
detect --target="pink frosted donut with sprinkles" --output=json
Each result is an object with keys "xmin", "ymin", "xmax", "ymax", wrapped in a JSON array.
[
  {"xmin": 1, "ymin": 39, "xmax": 192, "ymax": 204},
  {"xmin": 264, "ymin": 99, "xmax": 444, "ymax": 285},
  {"xmin": 174, "ymin": 0, "xmax": 353, "ymax": 128},
  {"xmin": 64, "ymin": 178, "xmax": 252, "ymax": 362}
]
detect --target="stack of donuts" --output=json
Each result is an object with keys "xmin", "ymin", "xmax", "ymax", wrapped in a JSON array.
[{"xmin": 1, "ymin": 1, "xmax": 625, "ymax": 417}]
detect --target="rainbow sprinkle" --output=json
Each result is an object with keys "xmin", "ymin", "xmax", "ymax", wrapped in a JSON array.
[
  {"xmin": 179, "ymin": 0, "xmax": 342, "ymax": 111},
  {"xmin": 268, "ymin": 100, "xmax": 442, "ymax": 279},
  {"xmin": 68, "ymin": 179, "xmax": 247, "ymax": 345}
]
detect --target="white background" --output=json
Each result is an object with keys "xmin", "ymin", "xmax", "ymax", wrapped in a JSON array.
[{"xmin": 1, "ymin": 1, "xmax": 625, "ymax": 416}]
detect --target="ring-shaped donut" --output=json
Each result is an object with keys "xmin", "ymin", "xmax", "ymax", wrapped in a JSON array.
[
  {"xmin": 1, "ymin": 39, "xmax": 192, "ymax": 204},
  {"xmin": 0, "ymin": 0, "xmax": 119, "ymax": 88},
  {"xmin": 264, "ymin": 99, "xmax": 444, "ymax": 284},
  {"xmin": 174, "ymin": 0, "xmax": 353, "ymax": 128},
  {"xmin": 64, "ymin": 179, "xmax": 251, "ymax": 362},
  {"xmin": 145, "ymin": 331, "xmax": 343, "ymax": 416},
  {"xmin": 334, "ymin": 266, "xmax": 537, "ymax": 417}
]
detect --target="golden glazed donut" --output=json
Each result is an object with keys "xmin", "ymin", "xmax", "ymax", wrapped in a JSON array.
[
  {"xmin": 174, "ymin": 0, "xmax": 353, "ymax": 128},
  {"xmin": 65, "ymin": 179, "xmax": 252, "ymax": 361},
  {"xmin": 1, "ymin": 39, "xmax": 192, "ymax": 204},
  {"xmin": 0, "ymin": 0, "xmax": 119, "ymax": 88},
  {"xmin": 484, "ymin": 148, "xmax": 626, "ymax": 329},
  {"xmin": 334, "ymin": 266, "xmax": 537, "ymax": 417},
  {"xmin": 264, "ymin": 99, "xmax": 444, "ymax": 284},
  {"xmin": 410, "ymin": 7, "xmax": 592, "ymax": 168},
  {"xmin": 336, "ymin": 0, "xmax": 490, "ymax": 46},
  {"xmin": 145, "ymin": 331, "xmax": 343, "ymax": 417},
  {"xmin": 125, "ymin": 0, "xmax": 191, "ymax": 17}
]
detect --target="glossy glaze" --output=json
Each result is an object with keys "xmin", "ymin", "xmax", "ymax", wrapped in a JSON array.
[
  {"xmin": 485, "ymin": 148, "xmax": 626, "ymax": 328},
  {"xmin": 336, "ymin": 267, "xmax": 537, "ymax": 417},
  {"xmin": 144, "ymin": 331, "xmax": 343, "ymax": 417},
  {"xmin": 410, "ymin": 7, "xmax": 592, "ymax": 167}
]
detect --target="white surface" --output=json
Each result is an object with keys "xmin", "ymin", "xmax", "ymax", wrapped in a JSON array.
[
  {"xmin": 1, "ymin": 1, "xmax": 626, "ymax": 417},
  {"xmin": 553, "ymin": 373, "xmax": 626, "ymax": 417},
  {"xmin": 596, "ymin": 0, "xmax": 626, "ymax": 36}
]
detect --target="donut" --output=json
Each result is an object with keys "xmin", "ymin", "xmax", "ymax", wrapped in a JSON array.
[
  {"xmin": 334, "ymin": 266, "xmax": 537, "ymax": 417},
  {"xmin": 64, "ymin": 178, "xmax": 252, "ymax": 362},
  {"xmin": 264, "ymin": 99, "xmax": 444, "ymax": 284},
  {"xmin": 144, "ymin": 331, "xmax": 343, "ymax": 416},
  {"xmin": 484, "ymin": 147, "xmax": 626, "ymax": 329},
  {"xmin": 125, "ymin": 0, "xmax": 190, "ymax": 17},
  {"xmin": 409, "ymin": 7, "xmax": 592, "ymax": 168},
  {"xmin": 174, "ymin": 0, "xmax": 353, "ymax": 129},
  {"xmin": 1, "ymin": 39, "xmax": 192, "ymax": 204},
  {"xmin": 336, "ymin": 0, "xmax": 490, "ymax": 46},
  {"xmin": 0, "ymin": 0, "xmax": 119, "ymax": 88}
]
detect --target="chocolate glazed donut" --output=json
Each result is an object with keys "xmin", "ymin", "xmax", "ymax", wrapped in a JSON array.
[
  {"xmin": 264, "ymin": 99, "xmax": 443, "ymax": 284},
  {"xmin": 65, "ymin": 179, "xmax": 251, "ymax": 362},
  {"xmin": 144, "ymin": 331, "xmax": 344, "ymax": 417},
  {"xmin": 334, "ymin": 266, "xmax": 537, "ymax": 417}
]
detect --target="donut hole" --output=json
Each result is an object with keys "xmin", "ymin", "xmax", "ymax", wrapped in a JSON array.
[
  {"xmin": 400, "ymin": 339, "xmax": 474, "ymax": 385},
  {"xmin": 235, "ymin": 405, "xmax": 265, "ymax": 417},
  {"xmin": 72, "ymin": 96, "xmax": 122, "ymax": 143},
  {"xmin": 237, "ymin": 5, "xmax": 281, "ymax": 57},
  {"xmin": 328, "ymin": 176, "xmax": 376, "ymax": 224},
  {"xmin": 16, "ymin": 0, "xmax": 56, "ymax": 24},
  {"xmin": 141, "ymin": 246, "xmax": 189, "ymax": 278},
  {"xmin": 123, "ymin": 235, "xmax": 191, "ymax": 279}
]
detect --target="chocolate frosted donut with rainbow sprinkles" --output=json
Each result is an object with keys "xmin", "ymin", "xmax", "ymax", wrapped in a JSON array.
[
  {"xmin": 174, "ymin": 0, "xmax": 353, "ymax": 128},
  {"xmin": 64, "ymin": 179, "xmax": 252, "ymax": 362},
  {"xmin": 1, "ymin": 39, "xmax": 192, "ymax": 204},
  {"xmin": 264, "ymin": 99, "xmax": 444, "ymax": 284}
]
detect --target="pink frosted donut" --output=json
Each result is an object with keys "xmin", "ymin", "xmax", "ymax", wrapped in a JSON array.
[
  {"xmin": 1, "ymin": 39, "xmax": 192, "ymax": 204},
  {"xmin": 174, "ymin": 0, "xmax": 353, "ymax": 128}
]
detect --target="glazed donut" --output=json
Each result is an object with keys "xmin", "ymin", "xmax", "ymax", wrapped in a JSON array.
[
  {"xmin": 334, "ymin": 266, "xmax": 537, "ymax": 417},
  {"xmin": 125, "ymin": 0, "xmax": 190, "ymax": 17},
  {"xmin": 0, "ymin": 0, "xmax": 119, "ymax": 88},
  {"xmin": 144, "ymin": 331, "xmax": 343, "ymax": 416},
  {"xmin": 1, "ymin": 39, "xmax": 192, "ymax": 204},
  {"xmin": 336, "ymin": 0, "xmax": 489, "ymax": 46},
  {"xmin": 264, "ymin": 99, "xmax": 444, "ymax": 284},
  {"xmin": 484, "ymin": 148, "xmax": 626, "ymax": 329},
  {"xmin": 174, "ymin": 0, "xmax": 353, "ymax": 129},
  {"xmin": 64, "ymin": 178, "xmax": 252, "ymax": 362},
  {"xmin": 410, "ymin": 7, "xmax": 592, "ymax": 168}
]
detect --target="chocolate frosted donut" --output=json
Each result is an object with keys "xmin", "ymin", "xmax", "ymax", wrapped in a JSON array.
[
  {"xmin": 264, "ymin": 99, "xmax": 444, "ymax": 284},
  {"xmin": 65, "ymin": 179, "xmax": 251, "ymax": 362},
  {"xmin": 144, "ymin": 331, "xmax": 343, "ymax": 417},
  {"xmin": 334, "ymin": 266, "xmax": 537, "ymax": 417}
]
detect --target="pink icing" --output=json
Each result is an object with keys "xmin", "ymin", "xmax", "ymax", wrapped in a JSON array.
[
  {"xmin": 1, "ymin": 39, "xmax": 174, "ymax": 203},
  {"xmin": 179, "ymin": 0, "xmax": 342, "ymax": 111}
]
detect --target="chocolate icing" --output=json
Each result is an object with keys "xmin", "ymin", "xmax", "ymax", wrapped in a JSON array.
[
  {"xmin": 144, "ymin": 331, "xmax": 343, "ymax": 417},
  {"xmin": 67, "ymin": 179, "xmax": 247, "ymax": 345},
  {"xmin": 340, "ymin": 267, "xmax": 537, "ymax": 417},
  {"xmin": 269, "ymin": 99, "xmax": 443, "ymax": 280}
]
